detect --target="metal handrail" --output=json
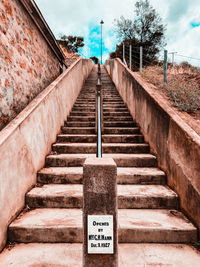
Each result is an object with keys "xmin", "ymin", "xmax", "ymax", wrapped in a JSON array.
[{"xmin": 96, "ymin": 64, "xmax": 102, "ymax": 158}]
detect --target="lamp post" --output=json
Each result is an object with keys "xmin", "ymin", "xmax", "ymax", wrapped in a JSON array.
[{"xmin": 100, "ymin": 20, "xmax": 104, "ymax": 64}]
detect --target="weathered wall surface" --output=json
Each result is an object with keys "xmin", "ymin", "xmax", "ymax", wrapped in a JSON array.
[
  {"xmin": 0, "ymin": 0, "xmax": 62, "ymax": 130},
  {"xmin": 0, "ymin": 58, "xmax": 93, "ymax": 251},
  {"xmin": 105, "ymin": 59, "xmax": 200, "ymax": 233}
]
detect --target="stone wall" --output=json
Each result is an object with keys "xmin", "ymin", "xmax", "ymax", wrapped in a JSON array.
[
  {"xmin": 105, "ymin": 59, "xmax": 200, "ymax": 233},
  {"xmin": 0, "ymin": 0, "xmax": 64, "ymax": 130}
]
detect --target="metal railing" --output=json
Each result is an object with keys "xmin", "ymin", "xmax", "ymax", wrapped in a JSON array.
[{"xmin": 96, "ymin": 63, "xmax": 103, "ymax": 157}]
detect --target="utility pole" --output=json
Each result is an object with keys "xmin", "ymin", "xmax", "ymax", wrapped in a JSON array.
[{"xmin": 100, "ymin": 20, "xmax": 104, "ymax": 64}]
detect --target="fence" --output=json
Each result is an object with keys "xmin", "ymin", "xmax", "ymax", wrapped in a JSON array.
[
  {"xmin": 121, "ymin": 43, "xmax": 200, "ymax": 112},
  {"xmin": 122, "ymin": 43, "xmax": 200, "ymax": 83}
]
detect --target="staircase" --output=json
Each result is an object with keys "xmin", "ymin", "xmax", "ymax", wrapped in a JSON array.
[{"xmin": 1, "ymin": 66, "xmax": 199, "ymax": 266}]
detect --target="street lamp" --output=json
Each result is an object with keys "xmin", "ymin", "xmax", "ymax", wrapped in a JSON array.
[{"xmin": 100, "ymin": 20, "xmax": 104, "ymax": 64}]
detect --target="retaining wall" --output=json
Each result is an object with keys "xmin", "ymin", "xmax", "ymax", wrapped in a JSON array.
[
  {"xmin": 105, "ymin": 58, "xmax": 200, "ymax": 233},
  {"xmin": 0, "ymin": 58, "xmax": 93, "ymax": 251},
  {"xmin": 0, "ymin": 0, "xmax": 65, "ymax": 130}
]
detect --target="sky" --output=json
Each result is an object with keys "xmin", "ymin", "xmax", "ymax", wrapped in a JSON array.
[{"xmin": 34, "ymin": 0, "xmax": 200, "ymax": 66}]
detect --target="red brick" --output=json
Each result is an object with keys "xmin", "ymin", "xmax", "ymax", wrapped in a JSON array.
[
  {"xmin": 4, "ymin": 0, "xmax": 13, "ymax": 17},
  {"xmin": 20, "ymin": 62, "xmax": 26, "ymax": 69},
  {"xmin": 34, "ymin": 71, "xmax": 38, "ymax": 78},
  {"xmin": 1, "ymin": 14, "xmax": 6, "ymax": 23},
  {"xmin": 5, "ymin": 79, "xmax": 10, "ymax": 87},
  {"xmin": 39, "ymin": 64, "xmax": 43, "ymax": 72},
  {"xmin": 18, "ymin": 46, "xmax": 23, "ymax": 56},
  {"xmin": 16, "ymin": 17, "xmax": 20, "ymax": 25},
  {"xmin": 0, "ymin": 94, "xmax": 3, "ymax": 100},
  {"xmin": 5, "ymin": 56, "xmax": 12, "ymax": 65},
  {"xmin": 14, "ymin": 88, "xmax": 18, "ymax": 95},
  {"xmin": 11, "ymin": 37, "xmax": 15, "ymax": 45},
  {"xmin": 23, "ymin": 39, "xmax": 28, "ymax": 47},
  {"xmin": 29, "ymin": 29, "xmax": 33, "ymax": 38}
]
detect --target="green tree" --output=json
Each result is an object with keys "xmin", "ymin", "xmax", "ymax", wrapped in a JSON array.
[
  {"xmin": 113, "ymin": 0, "xmax": 166, "ymax": 68},
  {"xmin": 57, "ymin": 35, "xmax": 84, "ymax": 53},
  {"xmin": 90, "ymin": 56, "xmax": 99, "ymax": 64}
]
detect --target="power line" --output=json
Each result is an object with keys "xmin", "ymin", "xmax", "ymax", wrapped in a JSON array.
[{"xmin": 176, "ymin": 54, "xmax": 200, "ymax": 61}]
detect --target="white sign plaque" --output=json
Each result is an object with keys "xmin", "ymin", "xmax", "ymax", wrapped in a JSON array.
[{"xmin": 88, "ymin": 215, "xmax": 114, "ymax": 254}]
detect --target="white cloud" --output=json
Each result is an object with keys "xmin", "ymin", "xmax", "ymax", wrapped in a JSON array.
[{"xmin": 35, "ymin": 0, "xmax": 200, "ymax": 66}]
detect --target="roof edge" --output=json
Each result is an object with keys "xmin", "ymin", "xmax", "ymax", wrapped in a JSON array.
[{"xmin": 19, "ymin": 0, "xmax": 66, "ymax": 64}]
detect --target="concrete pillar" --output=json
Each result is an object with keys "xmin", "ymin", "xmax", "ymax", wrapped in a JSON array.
[{"xmin": 83, "ymin": 158, "xmax": 118, "ymax": 267}]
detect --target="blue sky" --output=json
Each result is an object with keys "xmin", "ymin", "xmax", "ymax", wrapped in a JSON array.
[{"xmin": 35, "ymin": 0, "xmax": 200, "ymax": 66}]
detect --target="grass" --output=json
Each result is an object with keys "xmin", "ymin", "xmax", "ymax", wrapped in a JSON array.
[{"xmin": 141, "ymin": 63, "xmax": 200, "ymax": 112}]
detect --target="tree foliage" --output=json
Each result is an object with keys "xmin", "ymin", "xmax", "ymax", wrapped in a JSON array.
[
  {"xmin": 90, "ymin": 56, "xmax": 99, "ymax": 64},
  {"xmin": 57, "ymin": 35, "xmax": 84, "ymax": 53},
  {"xmin": 112, "ymin": 0, "xmax": 166, "ymax": 68}
]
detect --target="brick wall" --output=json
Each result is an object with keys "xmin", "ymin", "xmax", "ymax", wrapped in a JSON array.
[{"xmin": 0, "ymin": 0, "xmax": 63, "ymax": 130}]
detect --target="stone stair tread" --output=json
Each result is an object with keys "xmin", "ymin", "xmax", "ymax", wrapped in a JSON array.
[
  {"xmin": 38, "ymin": 167, "xmax": 82, "ymax": 175},
  {"xmin": 9, "ymin": 208, "xmax": 82, "ymax": 228},
  {"xmin": 37, "ymin": 167, "xmax": 83, "ymax": 184},
  {"xmin": 47, "ymin": 153, "xmax": 156, "ymax": 160},
  {"xmin": 26, "ymin": 184, "xmax": 178, "ymax": 209},
  {"xmin": 118, "ymin": 209, "xmax": 196, "ymax": 230},
  {"xmin": 1, "ymin": 243, "xmax": 200, "ymax": 267},
  {"xmin": 117, "ymin": 167, "xmax": 165, "ymax": 176},
  {"xmin": 45, "ymin": 153, "xmax": 157, "ymax": 168},
  {"xmin": 118, "ymin": 185, "xmax": 178, "ymax": 198},
  {"xmin": 8, "ymin": 209, "xmax": 197, "ymax": 243},
  {"xmin": 27, "ymin": 184, "xmax": 82, "ymax": 198},
  {"xmin": 9, "ymin": 208, "xmax": 195, "ymax": 231},
  {"xmin": 39, "ymin": 166, "xmax": 164, "ymax": 176},
  {"xmin": 53, "ymin": 143, "xmax": 148, "ymax": 147},
  {"xmin": 26, "ymin": 184, "xmax": 177, "ymax": 199}
]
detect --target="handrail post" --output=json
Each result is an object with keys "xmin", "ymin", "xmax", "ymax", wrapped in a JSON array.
[{"xmin": 96, "ymin": 64, "xmax": 102, "ymax": 158}]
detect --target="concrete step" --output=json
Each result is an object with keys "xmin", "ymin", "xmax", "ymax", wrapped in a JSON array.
[
  {"xmin": 64, "ymin": 121, "xmax": 95, "ymax": 127},
  {"xmin": 103, "ymin": 109, "xmax": 130, "ymax": 113},
  {"xmin": 103, "ymin": 134, "xmax": 144, "ymax": 143},
  {"xmin": 45, "ymin": 153, "xmax": 157, "ymax": 168},
  {"xmin": 26, "ymin": 184, "xmax": 179, "ymax": 209},
  {"xmin": 56, "ymin": 134, "xmax": 144, "ymax": 144},
  {"xmin": 70, "ymin": 111, "xmax": 95, "ymax": 116},
  {"xmin": 37, "ymin": 167, "xmax": 83, "ymax": 184},
  {"xmin": 102, "ymin": 143, "xmax": 149, "ymax": 153},
  {"xmin": 117, "ymin": 167, "xmax": 166, "ymax": 184},
  {"xmin": 117, "ymin": 185, "xmax": 179, "ymax": 209},
  {"xmin": 61, "ymin": 127, "xmax": 95, "ymax": 134},
  {"xmin": 45, "ymin": 154, "xmax": 95, "ymax": 167},
  {"xmin": 103, "ymin": 104, "xmax": 127, "ymax": 108},
  {"xmin": 71, "ymin": 107, "xmax": 95, "ymax": 112},
  {"xmin": 103, "ymin": 101, "xmax": 125, "ymax": 105},
  {"xmin": 57, "ymin": 134, "xmax": 97, "ymax": 143},
  {"xmin": 37, "ymin": 166, "xmax": 165, "ymax": 185},
  {"xmin": 104, "ymin": 127, "xmax": 140, "ymax": 134},
  {"xmin": 8, "ymin": 209, "xmax": 197, "ymax": 243},
  {"xmin": 104, "ymin": 121, "xmax": 136, "ymax": 127},
  {"xmin": 1, "ymin": 243, "xmax": 200, "ymax": 266},
  {"xmin": 103, "ymin": 112, "xmax": 130, "ymax": 117},
  {"xmin": 67, "ymin": 116, "xmax": 95, "ymax": 122},
  {"xmin": 52, "ymin": 143, "xmax": 149, "ymax": 154},
  {"xmin": 75, "ymin": 98, "xmax": 95, "ymax": 101},
  {"xmin": 104, "ymin": 116, "xmax": 133, "ymax": 121}
]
